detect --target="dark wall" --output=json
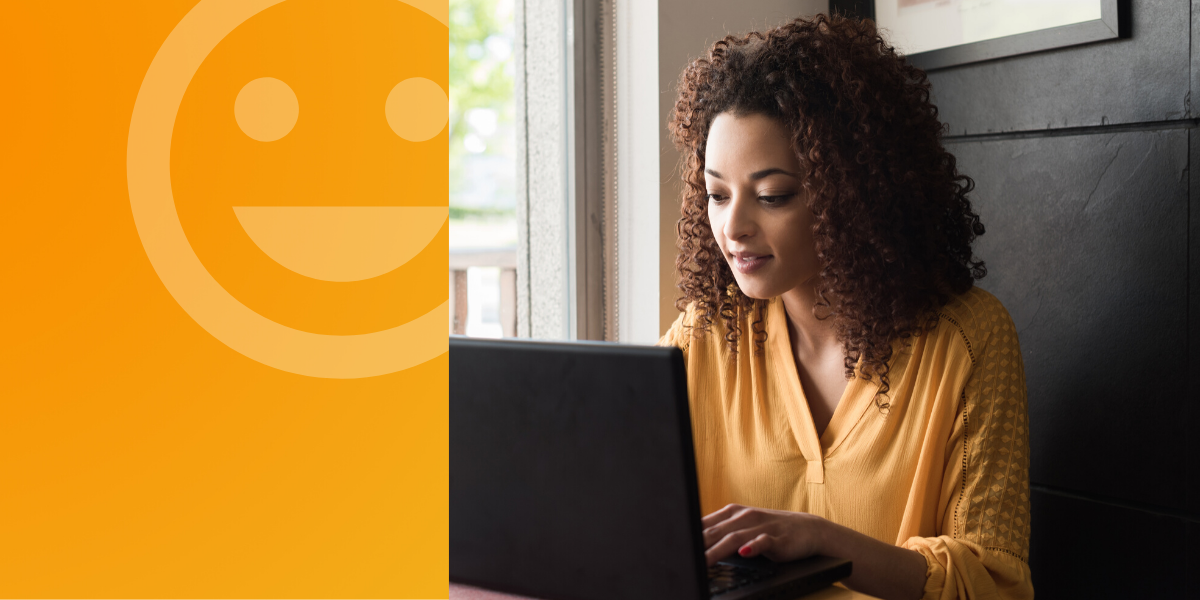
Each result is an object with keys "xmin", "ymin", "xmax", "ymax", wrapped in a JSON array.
[{"xmin": 834, "ymin": 0, "xmax": 1198, "ymax": 596}]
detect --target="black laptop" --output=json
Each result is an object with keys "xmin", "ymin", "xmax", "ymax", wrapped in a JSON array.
[{"xmin": 450, "ymin": 337, "xmax": 852, "ymax": 600}]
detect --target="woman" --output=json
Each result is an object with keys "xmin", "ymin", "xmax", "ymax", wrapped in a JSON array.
[{"xmin": 659, "ymin": 14, "xmax": 1032, "ymax": 600}]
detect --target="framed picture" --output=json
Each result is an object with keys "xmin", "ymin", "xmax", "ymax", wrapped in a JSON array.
[{"xmin": 831, "ymin": 0, "xmax": 1125, "ymax": 71}]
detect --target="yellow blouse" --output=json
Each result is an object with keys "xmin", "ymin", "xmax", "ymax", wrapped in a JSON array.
[{"xmin": 658, "ymin": 287, "xmax": 1032, "ymax": 600}]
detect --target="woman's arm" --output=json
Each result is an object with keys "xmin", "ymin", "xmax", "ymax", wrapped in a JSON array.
[{"xmin": 702, "ymin": 504, "xmax": 926, "ymax": 600}]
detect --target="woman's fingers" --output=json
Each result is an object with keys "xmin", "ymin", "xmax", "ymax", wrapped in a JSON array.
[
  {"xmin": 736, "ymin": 532, "xmax": 774, "ymax": 558},
  {"xmin": 701, "ymin": 505, "xmax": 761, "ymax": 548},
  {"xmin": 700, "ymin": 505, "xmax": 823, "ymax": 565},
  {"xmin": 700, "ymin": 503, "xmax": 744, "ymax": 529},
  {"xmin": 705, "ymin": 525, "xmax": 770, "ymax": 566}
]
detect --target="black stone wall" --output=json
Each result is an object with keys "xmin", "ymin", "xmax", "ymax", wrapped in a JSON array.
[{"xmin": 832, "ymin": 0, "xmax": 1198, "ymax": 595}]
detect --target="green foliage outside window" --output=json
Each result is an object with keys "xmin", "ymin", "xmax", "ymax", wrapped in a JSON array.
[{"xmin": 449, "ymin": 0, "xmax": 514, "ymax": 216}]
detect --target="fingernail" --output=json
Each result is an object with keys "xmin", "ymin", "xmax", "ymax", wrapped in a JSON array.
[{"xmin": 738, "ymin": 544, "xmax": 752, "ymax": 557}]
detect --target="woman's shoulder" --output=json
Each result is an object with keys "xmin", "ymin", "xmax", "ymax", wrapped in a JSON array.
[
  {"xmin": 934, "ymin": 286, "xmax": 1020, "ymax": 364},
  {"xmin": 659, "ymin": 301, "xmax": 713, "ymax": 351},
  {"xmin": 658, "ymin": 299, "xmax": 755, "ymax": 352}
]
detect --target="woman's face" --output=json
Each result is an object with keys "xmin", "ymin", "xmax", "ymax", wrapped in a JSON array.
[{"xmin": 704, "ymin": 112, "xmax": 818, "ymax": 300}]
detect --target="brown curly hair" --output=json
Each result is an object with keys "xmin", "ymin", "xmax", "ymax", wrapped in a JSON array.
[{"xmin": 668, "ymin": 13, "xmax": 986, "ymax": 408}]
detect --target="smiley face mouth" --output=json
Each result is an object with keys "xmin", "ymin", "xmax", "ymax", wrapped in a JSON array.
[{"xmin": 233, "ymin": 205, "xmax": 448, "ymax": 282}]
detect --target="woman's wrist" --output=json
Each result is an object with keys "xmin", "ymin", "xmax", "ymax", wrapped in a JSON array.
[
  {"xmin": 812, "ymin": 516, "xmax": 855, "ymax": 560},
  {"xmin": 809, "ymin": 513, "xmax": 837, "ymax": 557},
  {"xmin": 808, "ymin": 518, "xmax": 927, "ymax": 600}
]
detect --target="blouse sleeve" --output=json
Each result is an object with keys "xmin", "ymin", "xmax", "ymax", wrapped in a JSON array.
[{"xmin": 901, "ymin": 306, "xmax": 1034, "ymax": 600}]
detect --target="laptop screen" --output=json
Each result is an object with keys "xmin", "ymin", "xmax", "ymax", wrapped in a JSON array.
[{"xmin": 450, "ymin": 337, "xmax": 707, "ymax": 600}]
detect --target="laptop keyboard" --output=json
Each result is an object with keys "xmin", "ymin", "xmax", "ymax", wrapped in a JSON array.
[{"xmin": 708, "ymin": 561, "xmax": 777, "ymax": 596}]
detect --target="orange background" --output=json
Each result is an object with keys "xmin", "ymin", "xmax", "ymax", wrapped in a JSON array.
[{"xmin": 0, "ymin": 1, "xmax": 447, "ymax": 596}]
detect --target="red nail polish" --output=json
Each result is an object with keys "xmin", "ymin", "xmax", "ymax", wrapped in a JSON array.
[{"xmin": 738, "ymin": 544, "xmax": 752, "ymax": 557}]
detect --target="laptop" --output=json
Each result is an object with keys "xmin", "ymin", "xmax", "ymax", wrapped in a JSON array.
[{"xmin": 450, "ymin": 337, "xmax": 852, "ymax": 600}]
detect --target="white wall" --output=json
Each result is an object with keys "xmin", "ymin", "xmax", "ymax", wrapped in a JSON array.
[{"xmin": 615, "ymin": 0, "xmax": 662, "ymax": 344}]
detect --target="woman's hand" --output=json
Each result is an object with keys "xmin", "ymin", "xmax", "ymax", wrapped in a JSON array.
[
  {"xmin": 702, "ymin": 503, "xmax": 928, "ymax": 600},
  {"xmin": 701, "ymin": 503, "xmax": 830, "ymax": 566}
]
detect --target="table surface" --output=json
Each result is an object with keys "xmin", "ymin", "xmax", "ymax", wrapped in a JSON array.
[{"xmin": 449, "ymin": 582, "xmax": 881, "ymax": 600}]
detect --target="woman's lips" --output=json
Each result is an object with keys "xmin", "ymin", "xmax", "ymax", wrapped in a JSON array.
[{"xmin": 731, "ymin": 253, "xmax": 772, "ymax": 274}]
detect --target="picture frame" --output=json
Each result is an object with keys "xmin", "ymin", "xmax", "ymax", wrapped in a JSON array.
[{"xmin": 830, "ymin": 0, "xmax": 1126, "ymax": 71}]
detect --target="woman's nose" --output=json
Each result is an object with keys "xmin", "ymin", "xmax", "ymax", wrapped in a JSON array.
[{"xmin": 722, "ymin": 194, "xmax": 756, "ymax": 241}]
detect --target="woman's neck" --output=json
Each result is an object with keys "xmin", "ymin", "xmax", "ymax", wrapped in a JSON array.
[
  {"xmin": 780, "ymin": 281, "xmax": 852, "ymax": 432},
  {"xmin": 779, "ymin": 283, "xmax": 840, "ymax": 356}
]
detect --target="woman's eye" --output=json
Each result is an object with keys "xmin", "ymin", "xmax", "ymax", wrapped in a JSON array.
[
  {"xmin": 706, "ymin": 193, "xmax": 728, "ymax": 203},
  {"xmin": 758, "ymin": 193, "xmax": 795, "ymax": 205}
]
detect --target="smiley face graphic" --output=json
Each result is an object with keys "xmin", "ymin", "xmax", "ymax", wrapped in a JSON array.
[{"xmin": 128, "ymin": 0, "xmax": 448, "ymax": 378}]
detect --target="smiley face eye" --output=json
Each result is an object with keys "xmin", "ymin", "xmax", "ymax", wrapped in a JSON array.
[
  {"xmin": 234, "ymin": 77, "xmax": 299, "ymax": 142},
  {"xmin": 385, "ymin": 77, "xmax": 449, "ymax": 142}
]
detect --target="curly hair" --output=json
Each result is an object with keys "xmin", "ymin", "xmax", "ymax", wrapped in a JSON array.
[{"xmin": 668, "ymin": 13, "xmax": 986, "ymax": 409}]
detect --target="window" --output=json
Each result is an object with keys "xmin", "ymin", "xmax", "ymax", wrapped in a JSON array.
[{"xmin": 451, "ymin": 0, "xmax": 667, "ymax": 344}]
